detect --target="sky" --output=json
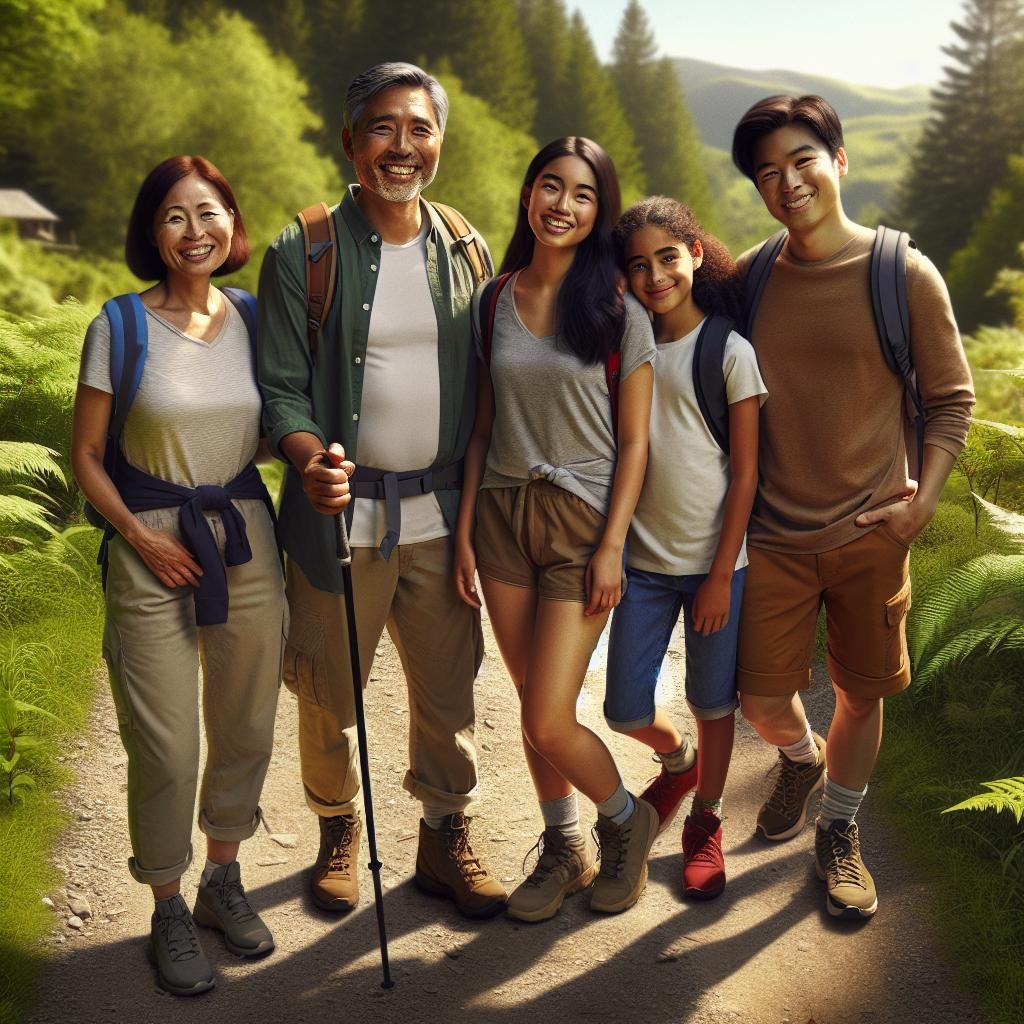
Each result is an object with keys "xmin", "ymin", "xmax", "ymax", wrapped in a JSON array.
[{"xmin": 581, "ymin": 0, "xmax": 967, "ymax": 89}]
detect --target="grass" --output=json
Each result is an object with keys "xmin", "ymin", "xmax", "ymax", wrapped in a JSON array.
[
  {"xmin": 0, "ymin": 530, "xmax": 105, "ymax": 1024},
  {"xmin": 871, "ymin": 497, "xmax": 1024, "ymax": 1024}
]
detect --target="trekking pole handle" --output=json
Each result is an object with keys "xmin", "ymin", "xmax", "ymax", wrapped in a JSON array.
[{"xmin": 319, "ymin": 453, "xmax": 352, "ymax": 566}]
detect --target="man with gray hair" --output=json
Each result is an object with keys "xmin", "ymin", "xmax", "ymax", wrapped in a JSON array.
[{"xmin": 258, "ymin": 62, "xmax": 506, "ymax": 918}]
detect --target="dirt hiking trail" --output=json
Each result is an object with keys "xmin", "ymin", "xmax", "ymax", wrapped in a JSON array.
[{"xmin": 31, "ymin": 608, "xmax": 983, "ymax": 1024}]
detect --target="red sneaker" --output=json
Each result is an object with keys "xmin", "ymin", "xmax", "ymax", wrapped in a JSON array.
[
  {"xmin": 682, "ymin": 807, "xmax": 725, "ymax": 900},
  {"xmin": 640, "ymin": 759, "xmax": 699, "ymax": 836}
]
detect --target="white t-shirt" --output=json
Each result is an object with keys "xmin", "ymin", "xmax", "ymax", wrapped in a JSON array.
[
  {"xmin": 348, "ymin": 224, "xmax": 448, "ymax": 548},
  {"xmin": 628, "ymin": 319, "xmax": 767, "ymax": 575},
  {"xmin": 481, "ymin": 284, "xmax": 656, "ymax": 515},
  {"xmin": 79, "ymin": 298, "xmax": 261, "ymax": 488}
]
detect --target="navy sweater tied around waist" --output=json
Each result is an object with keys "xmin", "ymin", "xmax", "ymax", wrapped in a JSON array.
[{"xmin": 101, "ymin": 460, "xmax": 279, "ymax": 626}]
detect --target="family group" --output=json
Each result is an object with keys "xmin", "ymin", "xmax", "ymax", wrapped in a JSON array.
[{"xmin": 71, "ymin": 61, "xmax": 974, "ymax": 997}]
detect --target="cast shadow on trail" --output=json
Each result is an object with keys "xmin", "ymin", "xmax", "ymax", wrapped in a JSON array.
[{"xmin": 35, "ymin": 847, "xmax": 833, "ymax": 1024}]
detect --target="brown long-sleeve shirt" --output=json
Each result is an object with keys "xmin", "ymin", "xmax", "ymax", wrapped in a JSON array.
[{"xmin": 737, "ymin": 229, "xmax": 975, "ymax": 554}]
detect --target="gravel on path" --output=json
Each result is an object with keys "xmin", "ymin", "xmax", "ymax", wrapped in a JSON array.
[{"xmin": 31, "ymin": 610, "xmax": 984, "ymax": 1024}]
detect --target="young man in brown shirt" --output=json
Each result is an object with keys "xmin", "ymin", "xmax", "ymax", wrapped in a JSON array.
[{"xmin": 730, "ymin": 95, "xmax": 974, "ymax": 918}]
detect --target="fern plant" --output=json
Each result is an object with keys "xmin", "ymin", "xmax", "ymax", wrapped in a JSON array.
[
  {"xmin": 944, "ymin": 778, "xmax": 1024, "ymax": 825},
  {"xmin": 0, "ymin": 440, "xmax": 65, "ymax": 566},
  {"xmin": 908, "ymin": 552, "xmax": 1024, "ymax": 690}
]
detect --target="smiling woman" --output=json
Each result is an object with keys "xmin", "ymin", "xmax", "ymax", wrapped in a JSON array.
[{"xmin": 70, "ymin": 155, "xmax": 285, "ymax": 997}]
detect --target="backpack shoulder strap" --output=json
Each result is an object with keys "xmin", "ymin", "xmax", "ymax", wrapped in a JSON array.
[
  {"xmin": 222, "ymin": 287, "xmax": 258, "ymax": 364},
  {"xmin": 871, "ymin": 224, "xmax": 924, "ymax": 475},
  {"xmin": 742, "ymin": 229, "xmax": 787, "ymax": 340},
  {"xmin": 870, "ymin": 226, "xmax": 914, "ymax": 381},
  {"xmin": 479, "ymin": 272, "xmax": 515, "ymax": 366},
  {"xmin": 87, "ymin": 294, "xmax": 147, "ymax": 531},
  {"xmin": 102, "ymin": 293, "xmax": 148, "ymax": 441},
  {"xmin": 432, "ymin": 201, "xmax": 489, "ymax": 287},
  {"xmin": 297, "ymin": 202, "xmax": 338, "ymax": 364},
  {"xmin": 692, "ymin": 315, "xmax": 734, "ymax": 454}
]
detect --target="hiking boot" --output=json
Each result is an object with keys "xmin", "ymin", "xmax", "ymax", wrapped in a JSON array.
[
  {"xmin": 815, "ymin": 818, "xmax": 878, "ymax": 920},
  {"xmin": 756, "ymin": 732, "xmax": 826, "ymax": 841},
  {"xmin": 590, "ymin": 797, "xmax": 659, "ymax": 914},
  {"xmin": 146, "ymin": 894, "xmax": 215, "ymax": 997},
  {"xmin": 193, "ymin": 861, "xmax": 274, "ymax": 957},
  {"xmin": 506, "ymin": 827, "xmax": 598, "ymax": 923},
  {"xmin": 312, "ymin": 813, "xmax": 361, "ymax": 912},
  {"xmin": 640, "ymin": 758, "xmax": 699, "ymax": 836},
  {"xmin": 682, "ymin": 807, "xmax": 726, "ymax": 900},
  {"xmin": 414, "ymin": 812, "xmax": 507, "ymax": 918}
]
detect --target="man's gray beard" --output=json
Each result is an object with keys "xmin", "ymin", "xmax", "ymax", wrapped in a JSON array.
[{"xmin": 370, "ymin": 164, "xmax": 438, "ymax": 203}]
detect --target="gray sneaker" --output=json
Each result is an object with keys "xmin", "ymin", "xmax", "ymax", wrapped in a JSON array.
[
  {"xmin": 147, "ymin": 894, "xmax": 215, "ymax": 997},
  {"xmin": 193, "ymin": 861, "xmax": 274, "ymax": 957},
  {"xmin": 590, "ymin": 797, "xmax": 659, "ymax": 914},
  {"xmin": 756, "ymin": 733, "xmax": 826, "ymax": 841},
  {"xmin": 507, "ymin": 828, "xmax": 598, "ymax": 922}
]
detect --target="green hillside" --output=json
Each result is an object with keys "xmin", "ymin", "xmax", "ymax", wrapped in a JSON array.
[{"xmin": 671, "ymin": 58, "xmax": 930, "ymax": 252}]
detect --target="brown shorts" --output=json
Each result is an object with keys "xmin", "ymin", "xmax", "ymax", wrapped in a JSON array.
[
  {"xmin": 476, "ymin": 481, "xmax": 619, "ymax": 603},
  {"xmin": 737, "ymin": 524, "xmax": 912, "ymax": 700}
]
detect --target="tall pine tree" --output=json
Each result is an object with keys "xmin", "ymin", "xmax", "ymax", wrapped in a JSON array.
[
  {"xmin": 519, "ymin": 2, "xmax": 643, "ymax": 200},
  {"xmin": 611, "ymin": 0, "xmax": 714, "ymax": 224},
  {"xmin": 901, "ymin": 0, "xmax": 1024, "ymax": 270}
]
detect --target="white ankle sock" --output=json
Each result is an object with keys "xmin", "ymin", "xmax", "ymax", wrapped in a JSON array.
[
  {"xmin": 200, "ymin": 858, "xmax": 230, "ymax": 886},
  {"xmin": 540, "ymin": 793, "xmax": 581, "ymax": 837},
  {"xmin": 597, "ymin": 781, "xmax": 635, "ymax": 824},
  {"xmin": 780, "ymin": 725, "xmax": 818, "ymax": 765},
  {"xmin": 422, "ymin": 802, "xmax": 454, "ymax": 830},
  {"xmin": 818, "ymin": 774, "xmax": 867, "ymax": 827},
  {"xmin": 659, "ymin": 738, "xmax": 696, "ymax": 774}
]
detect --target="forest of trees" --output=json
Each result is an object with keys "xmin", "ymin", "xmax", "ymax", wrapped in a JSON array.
[{"xmin": 0, "ymin": 0, "xmax": 713, "ymax": 297}]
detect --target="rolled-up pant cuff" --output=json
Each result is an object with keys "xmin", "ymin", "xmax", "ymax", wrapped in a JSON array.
[
  {"xmin": 403, "ymin": 770, "xmax": 476, "ymax": 815},
  {"xmin": 688, "ymin": 699, "xmax": 738, "ymax": 721},
  {"xmin": 604, "ymin": 707, "xmax": 656, "ymax": 733},
  {"xmin": 128, "ymin": 846, "xmax": 193, "ymax": 887},
  {"xmin": 199, "ymin": 808, "xmax": 262, "ymax": 843},
  {"xmin": 304, "ymin": 788, "xmax": 360, "ymax": 819}
]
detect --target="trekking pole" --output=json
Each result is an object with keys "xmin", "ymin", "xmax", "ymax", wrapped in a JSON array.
[{"xmin": 326, "ymin": 459, "xmax": 394, "ymax": 989}]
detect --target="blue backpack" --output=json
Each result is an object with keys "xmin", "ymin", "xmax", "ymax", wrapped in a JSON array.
[{"xmin": 84, "ymin": 288, "xmax": 258, "ymax": 529}]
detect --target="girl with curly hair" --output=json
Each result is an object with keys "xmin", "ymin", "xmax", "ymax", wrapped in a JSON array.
[{"xmin": 605, "ymin": 197, "xmax": 766, "ymax": 899}]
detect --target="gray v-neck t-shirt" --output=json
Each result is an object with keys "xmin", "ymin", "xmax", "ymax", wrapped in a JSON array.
[
  {"xmin": 480, "ymin": 282, "xmax": 656, "ymax": 514},
  {"xmin": 79, "ymin": 298, "xmax": 261, "ymax": 488}
]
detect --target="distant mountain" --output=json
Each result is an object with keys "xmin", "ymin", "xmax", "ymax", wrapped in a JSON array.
[
  {"xmin": 672, "ymin": 57, "xmax": 931, "ymax": 151},
  {"xmin": 671, "ymin": 58, "xmax": 933, "ymax": 251}
]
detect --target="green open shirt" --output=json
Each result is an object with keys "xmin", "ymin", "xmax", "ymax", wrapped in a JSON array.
[{"xmin": 256, "ymin": 185, "xmax": 491, "ymax": 594}]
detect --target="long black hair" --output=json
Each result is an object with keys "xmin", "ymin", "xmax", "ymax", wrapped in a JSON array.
[
  {"xmin": 499, "ymin": 137, "xmax": 625, "ymax": 366},
  {"xmin": 614, "ymin": 196, "xmax": 743, "ymax": 321}
]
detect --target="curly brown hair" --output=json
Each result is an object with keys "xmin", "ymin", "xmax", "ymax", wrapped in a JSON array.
[{"xmin": 614, "ymin": 197, "xmax": 742, "ymax": 321}]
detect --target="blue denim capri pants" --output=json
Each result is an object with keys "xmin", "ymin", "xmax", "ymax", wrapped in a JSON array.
[{"xmin": 604, "ymin": 566, "xmax": 746, "ymax": 729}]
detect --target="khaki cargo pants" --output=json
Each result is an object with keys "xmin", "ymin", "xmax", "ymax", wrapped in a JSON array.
[
  {"xmin": 284, "ymin": 536, "xmax": 483, "ymax": 817},
  {"xmin": 103, "ymin": 500, "xmax": 285, "ymax": 887}
]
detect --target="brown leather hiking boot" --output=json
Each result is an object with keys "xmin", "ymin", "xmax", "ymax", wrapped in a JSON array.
[
  {"xmin": 815, "ymin": 818, "xmax": 878, "ymax": 920},
  {"xmin": 756, "ymin": 733, "xmax": 826, "ymax": 841},
  {"xmin": 312, "ymin": 813, "xmax": 361, "ymax": 912},
  {"xmin": 413, "ymin": 812, "xmax": 507, "ymax": 918}
]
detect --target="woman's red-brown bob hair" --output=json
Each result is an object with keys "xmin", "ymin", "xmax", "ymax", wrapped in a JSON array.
[{"xmin": 125, "ymin": 155, "xmax": 249, "ymax": 280}]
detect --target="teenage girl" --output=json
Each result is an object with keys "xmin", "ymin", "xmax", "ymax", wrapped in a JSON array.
[
  {"xmin": 453, "ymin": 137, "xmax": 657, "ymax": 921},
  {"xmin": 606, "ymin": 197, "xmax": 766, "ymax": 899}
]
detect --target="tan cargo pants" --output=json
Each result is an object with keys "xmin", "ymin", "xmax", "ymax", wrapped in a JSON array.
[
  {"xmin": 103, "ymin": 499, "xmax": 285, "ymax": 886},
  {"xmin": 284, "ymin": 536, "xmax": 483, "ymax": 817}
]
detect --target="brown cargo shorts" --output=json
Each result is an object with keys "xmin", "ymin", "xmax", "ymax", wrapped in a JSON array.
[
  {"xmin": 476, "ymin": 480, "xmax": 620, "ymax": 603},
  {"xmin": 737, "ymin": 524, "xmax": 912, "ymax": 700}
]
